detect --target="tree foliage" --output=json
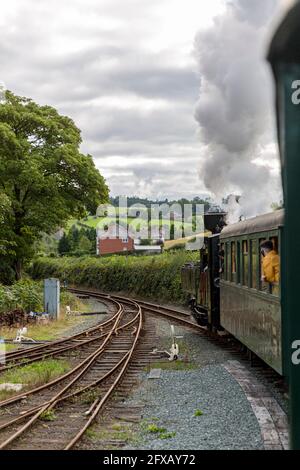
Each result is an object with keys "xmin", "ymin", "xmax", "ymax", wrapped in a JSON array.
[
  {"xmin": 58, "ymin": 226, "xmax": 96, "ymax": 256},
  {"xmin": 58, "ymin": 233, "xmax": 71, "ymax": 256},
  {"xmin": 0, "ymin": 191, "xmax": 15, "ymax": 284},
  {"xmin": 0, "ymin": 191, "xmax": 11, "ymax": 252},
  {"xmin": 109, "ymin": 195, "xmax": 212, "ymax": 212},
  {"xmin": 0, "ymin": 91, "xmax": 108, "ymax": 280}
]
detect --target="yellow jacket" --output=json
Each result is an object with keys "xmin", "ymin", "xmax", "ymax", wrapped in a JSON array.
[{"xmin": 262, "ymin": 250, "xmax": 280, "ymax": 283}]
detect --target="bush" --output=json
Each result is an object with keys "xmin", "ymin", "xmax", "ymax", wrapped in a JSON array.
[
  {"xmin": 30, "ymin": 251, "xmax": 199, "ymax": 303},
  {"xmin": 0, "ymin": 280, "xmax": 81, "ymax": 317},
  {"xmin": 0, "ymin": 280, "xmax": 43, "ymax": 313}
]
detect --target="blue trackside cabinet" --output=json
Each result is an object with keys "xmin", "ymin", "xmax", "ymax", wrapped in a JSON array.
[
  {"xmin": 44, "ymin": 278, "xmax": 60, "ymax": 320},
  {"xmin": 268, "ymin": 1, "xmax": 300, "ymax": 450}
]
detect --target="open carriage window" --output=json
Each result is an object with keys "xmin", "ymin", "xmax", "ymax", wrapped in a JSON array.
[
  {"xmin": 260, "ymin": 236, "xmax": 280, "ymax": 296},
  {"xmin": 271, "ymin": 236, "xmax": 280, "ymax": 296},
  {"xmin": 259, "ymin": 238, "xmax": 269, "ymax": 292},
  {"xmin": 270, "ymin": 236, "xmax": 279, "ymax": 253}
]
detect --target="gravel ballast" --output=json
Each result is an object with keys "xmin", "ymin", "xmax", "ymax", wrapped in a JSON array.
[
  {"xmin": 124, "ymin": 365, "xmax": 264, "ymax": 450},
  {"xmin": 61, "ymin": 299, "xmax": 110, "ymax": 337}
]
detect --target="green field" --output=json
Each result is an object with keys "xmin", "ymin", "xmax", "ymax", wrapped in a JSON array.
[{"xmin": 67, "ymin": 215, "xmax": 195, "ymax": 236}]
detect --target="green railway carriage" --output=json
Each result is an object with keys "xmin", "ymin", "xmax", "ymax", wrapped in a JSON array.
[
  {"xmin": 220, "ymin": 210, "xmax": 284, "ymax": 375},
  {"xmin": 181, "ymin": 209, "xmax": 284, "ymax": 375}
]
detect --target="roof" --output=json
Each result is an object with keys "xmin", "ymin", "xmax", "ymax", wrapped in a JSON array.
[
  {"xmin": 205, "ymin": 211, "xmax": 227, "ymax": 216},
  {"xmin": 164, "ymin": 231, "xmax": 212, "ymax": 250},
  {"xmin": 220, "ymin": 209, "xmax": 284, "ymax": 239},
  {"xmin": 134, "ymin": 245, "xmax": 162, "ymax": 251}
]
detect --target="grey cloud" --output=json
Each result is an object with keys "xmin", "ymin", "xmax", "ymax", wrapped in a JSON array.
[
  {"xmin": 1, "ymin": 0, "xmax": 283, "ymax": 203},
  {"xmin": 230, "ymin": 0, "xmax": 280, "ymax": 26},
  {"xmin": 107, "ymin": 164, "xmax": 205, "ymax": 201},
  {"xmin": 0, "ymin": 0, "xmax": 204, "ymax": 200},
  {"xmin": 1, "ymin": 2, "xmax": 198, "ymax": 104},
  {"xmin": 75, "ymin": 104, "xmax": 197, "ymax": 144}
]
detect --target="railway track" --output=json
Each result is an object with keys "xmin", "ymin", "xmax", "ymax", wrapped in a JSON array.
[
  {"xmin": 1, "ymin": 298, "xmax": 117, "ymax": 372},
  {"xmin": 68, "ymin": 288, "xmax": 206, "ymax": 333},
  {"xmin": 0, "ymin": 297, "xmax": 145, "ymax": 450},
  {"xmin": 0, "ymin": 288, "xmax": 287, "ymax": 450},
  {"xmin": 0, "ymin": 289, "xmax": 204, "ymax": 450},
  {"xmin": 66, "ymin": 289, "xmax": 288, "ymax": 451},
  {"xmin": 68, "ymin": 289, "xmax": 286, "ymax": 390}
]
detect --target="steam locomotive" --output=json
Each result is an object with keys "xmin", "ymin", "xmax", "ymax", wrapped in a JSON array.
[{"xmin": 181, "ymin": 209, "xmax": 284, "ymax": 375}]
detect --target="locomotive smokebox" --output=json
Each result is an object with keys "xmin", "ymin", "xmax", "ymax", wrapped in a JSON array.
[{"xmin": 204, "ymin": 212, "xmax": 227, "ymax": 234}]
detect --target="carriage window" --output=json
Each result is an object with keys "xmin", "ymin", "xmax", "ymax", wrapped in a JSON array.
[
  {"xmin": 242, "ymin": 240, "xmax": 249, "ymax": 286},
  {"xmin": 225, "ymin": 243, "xmax": 230, "ymax": 281},
  {"xmin": 236, "ymin": 241, "xmax": 241, "ymax": 284},
  {"xmin": 271, "ymin": 236, "xmax": 279, "ymax": 253},
  {"xmin": 231, "ymin": 242, "xmax": 236, "ymax": 281},
  {"xmin": 250, "ymin": 239, "xmax": 258, "ymax": 289},
  {"xmin": 271, "ymin": 236, "xmax": 280, "ymax": 296},
  {"xmin": 259, "ymin": 238, "xmax": 268, "ymax": 292},
  {"xmin": 260, "ymin": 237, "xmax": 280, "ymax": 297},
  {"xmin": 220, "ymin": 243, "xmax": 225, "ymax": 279}
]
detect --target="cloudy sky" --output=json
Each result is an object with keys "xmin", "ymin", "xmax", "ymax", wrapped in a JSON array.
[{"xmin": 0, "ymin": 0, "xmax": 292, "ymax": 209}]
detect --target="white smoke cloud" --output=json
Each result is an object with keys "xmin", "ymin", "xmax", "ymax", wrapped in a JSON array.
[{"xmin": 194, "ymin": 0, "xmax": 284, "ymax": 218}]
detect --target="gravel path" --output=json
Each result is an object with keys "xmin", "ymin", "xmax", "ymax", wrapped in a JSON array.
[
  {"xmin": 124, "ymin": 366, "xmax": 263, "ymax": 450},
  {"xmin": 120, "ymin": 315, "xmax": 287, "ymax": 450}
]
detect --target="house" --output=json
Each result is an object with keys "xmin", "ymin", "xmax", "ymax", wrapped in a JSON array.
[
  {"xmin": 96, "ymin": 223, "xmax": 164, "ymax": 256},
  {"xmin": 96, "ymin": 224, "xmax": 134, "ymax": 255}
]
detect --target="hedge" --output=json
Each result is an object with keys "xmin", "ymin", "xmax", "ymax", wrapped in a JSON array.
[{"xmin": 30, "ymin": 251, "xmax": 199, "ymax": 304}]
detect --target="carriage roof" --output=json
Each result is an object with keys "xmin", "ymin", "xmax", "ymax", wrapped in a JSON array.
[{"xmin": 220, "ymin": 209, "xmax": 284, "ymax": 239}]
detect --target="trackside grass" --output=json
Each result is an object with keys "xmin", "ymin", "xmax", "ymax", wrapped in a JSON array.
[{"xmin": 0, "ymin": 358, "xmax": 70, "ymax": 400}]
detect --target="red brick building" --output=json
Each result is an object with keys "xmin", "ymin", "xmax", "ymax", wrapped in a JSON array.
[{"xmin": 96, "ymin": 224, "xmax": 134, "ymax": 255}]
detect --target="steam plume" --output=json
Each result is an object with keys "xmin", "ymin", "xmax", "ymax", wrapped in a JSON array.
[{"xmin": 194, "ymin": 0, "xmax": 283, "ymax": 219}]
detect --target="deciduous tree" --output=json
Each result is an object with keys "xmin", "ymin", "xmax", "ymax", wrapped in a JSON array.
[{"xmin": 0, "ymin": 91, "xmax": 109, "ymax": 280}]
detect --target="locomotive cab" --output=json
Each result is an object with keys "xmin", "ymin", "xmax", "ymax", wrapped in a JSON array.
[{"xmin": 181, "ymin": 235, "xmax": 221, "ymax": 330}]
